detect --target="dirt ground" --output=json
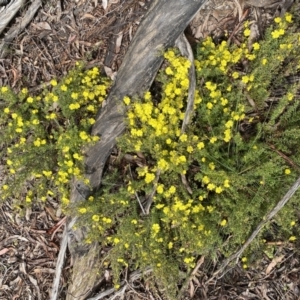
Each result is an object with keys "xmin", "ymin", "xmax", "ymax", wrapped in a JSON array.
[{"xmin": 0, "ymin": 0, "xmax": 300, "ymax": 299}]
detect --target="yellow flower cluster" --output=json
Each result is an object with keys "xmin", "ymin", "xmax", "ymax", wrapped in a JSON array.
[{"xmin": 0, "ymin": 63, "xmax": 110, "ymax": 208}]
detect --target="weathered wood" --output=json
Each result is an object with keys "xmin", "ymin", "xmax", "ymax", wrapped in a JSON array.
[
  {"xmin": 63, "ymin": 0, "xmax": 208, "ymax": 299},
  {"xmin": 0, "ymin": 0, "xmax": 25, "ymax": 35},
  {"xmin": 0, "ymin": 0, "xmax": 42, "ymax": 58}
]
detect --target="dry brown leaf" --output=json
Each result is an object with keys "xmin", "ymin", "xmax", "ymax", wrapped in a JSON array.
[
  {"xmin": 189, "ymin": 281, "xmax": 195, "ymax": 298},
  {"xmin": 115, "ymin": 31, "xmax": 123, "ymax": 53},
  {"xmin": 0, "ymin": 248, "xmax": 10, "ymax": 256},
  {"xmin": 104, "ymin": 66, "xmax": 117, "ymax": 80},
  {"xmin": 81, "ymin": 13, "xmax": 96, "ymax": 20},
  {"xmin": 265, "ymin": 254, "xmax": 285, "ymax": 275},
  {"xmin": 33, "ymin": 22, "xmax": 51, "ymax": 30},
  {"xmin": 102, "ymin": 0, "xmax": 108, "ymax": 10}
]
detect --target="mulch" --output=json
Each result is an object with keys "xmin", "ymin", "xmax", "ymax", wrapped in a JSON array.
[{"xmin": 0, "ymin": 0, "xmax": 300, "ymax": 299}]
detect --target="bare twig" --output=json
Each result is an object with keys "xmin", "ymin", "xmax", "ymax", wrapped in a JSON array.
[
  {"xmin": 175, "ymin": 33, "xmax": 196, "ymax": 195},
  {"xmin": 87, "ymin": 267, "xmax": 153, "ymax": 300},
  {"xmin": 175, "ymin": 33, "xmax": 196, "ymax": 134},
  {"xmin": 50, "ymin": 224, "xmax": 68, "ymax": 300},
  {"xmin": 178, "ymin": 256, "xmax": 205, "ymax": 299},
  {"xmin": 144, "ymin": 169, "xmax": 161, "ymax": 214}
]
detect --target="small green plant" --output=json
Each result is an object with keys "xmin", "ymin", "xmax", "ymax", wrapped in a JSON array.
[{"xmin": 0, "ymin": 63, "xmax": 110, "ymax": 209}]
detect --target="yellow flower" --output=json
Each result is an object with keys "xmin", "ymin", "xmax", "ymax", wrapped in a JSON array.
[
  {"xmin": 243, "ymin": 28, "xmax": 250, "ymax": 37},
  {"xmin": 79, "ymin": 131, "xmax": 88, "ymax": 140},
  {"xmin": 206, "ymin": 102, "xmax": 213, "ymax": 109},
  {"xmin": 207, "ymin": 183, "xmax": 215, "ymax": 190},
  {"xmin": 274, "ymin": 17, "xmax": 281, "ymax": 23},
  {"xmin": 92, "ymin": 215, "xmax": 100, "ymax": 222},
  {"xmin": 253, "ymin": 42, "xmax": 260, "ymax": 50},
  {"xmin": 157, "ymin": 184, "xmax": 164, "ymax": 194},
  {"xmin": 215, "ymin": 186, "xmax": 223, "ymax": 194},
  {"xmin": 209, "ymin": 162, "xmax": 215, "ymax": 170},
  {"xmin": 145, "ymin": 172, "xmax": 155, "ymax": 183},
  {"xmin": 224, "ymin": 179, "xmax": 230, "ymax": 188},
  {"xmin": 232, "ymin": 71, "xmax": 239, "ymax": 79},
  {"xmin": 69, "ymin": 103, "xmax": 80, "ymax": 110},
  {"xmin": 78, "ymin": 208, "xmax": 87, "ymax": 214},
  {"xmin": 210, "ymin": 136, "xmax": 217, "ymax": 143},
  {"xmin": 187, "ymin": 146, "xmax": 193, "ymax": 153},
  {"xmin": 197, "ymin": 142, "xmax": 205, "ymax": 150},
  {"xmin": 285, "ymin": 168, "xmax": 291, "ymax": 175},
  {"xmin": 27, "ymin": 97, "xmax": 34, "ymax": 103},
  {"xmin": 285, "ymin": 13, "xmax": 292, "ymax": 23},
  {"xmin": 152, "ymin": 223, "xmax": 160, "ymax": 235},
  {"xmin": 220, "ymin": 219, "xmax": 227, "ymax": 226},
  {"xmin": 123, "ymin": 96, "xmax": 130, "ymax": 105},
  {"xmin": 165, "ymin": 67, "xmax": 173, "ymax": 75},
  {"xmin": 242, "ymin": 76, "xmax": 249, "ymax": 84},
  {"xmin": 271, "ymin": 29, "xmax": 284, "ymax": 39},
  {"xmin": 289, "ymin": 236, "xmax": 296, "ymax": 242},
  {"xmin": 1, "ymin": 86, "xmax": 8, "ymax": 92},
  {"xmin": 179, "ymin": 134, "xmax": 188, "ymax": 142},
  {"xmin": 61, "ymin": 85, "xmax": 68, "ymax": 91},
  {"xmin": 4, "ymin": 107, "xmax": 9, "ymax": 113},
  {"xmin": 287, "ymin": 92, "xmax": 294, "ymax": 101},
  {"xmin": 32, "ymin": 119, "xmax": 40, "ymax": 125},
  {"xmin": 48, "ymin": 113, "xmax": 56, "ymax": 119},
  {"xmin": 50, "ymin": 79, "xmax": 57, "ymax": 86},
  {"xmin": 169, "ymin": 186, "xmax": 176, "ymax": 194},
  {"xmin": 43, "ymin": 170, "xmax": 52, "ymax": 177},
  {"xmin": 2, "ymin": 185, "xmax": 9, "ymax": 190}
]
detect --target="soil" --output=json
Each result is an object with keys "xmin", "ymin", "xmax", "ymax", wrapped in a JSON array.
[{"xmin": 0, "ymin": 0, "xmax": 300, "ymax": 299}]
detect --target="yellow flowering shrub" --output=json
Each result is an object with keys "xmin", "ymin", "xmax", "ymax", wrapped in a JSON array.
[
  {"xmin": 73, "ymin": 11, "xmax": 300, "ymax": 296},
  {"xmin": 0, "ymin": 63, "xmax": 110, "ymax": 208}
]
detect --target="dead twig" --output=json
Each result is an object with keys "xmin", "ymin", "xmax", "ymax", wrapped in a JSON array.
[
  {"xmin": 175, "ymin": 32, "xmax": 196, "ymax": 195},
  {"xmin": 87, "ymin": 267, "xmax": 153, "ymax": 300},
  {"xmin": 50, "ymin": 223, "xmax": 68, "ymax": 300}
]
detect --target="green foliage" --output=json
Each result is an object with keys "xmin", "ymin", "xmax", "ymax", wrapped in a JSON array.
[
  {"xmin": 1, "ymin": 10, "xmax": 300, "ymax": 299},
  {"xmin": 74, "ymin": 12, "xmax": 300, "ymax": 295},
  {"xmin": 0, "ymin": 63, "xmax": 110, "ymax": 208}
]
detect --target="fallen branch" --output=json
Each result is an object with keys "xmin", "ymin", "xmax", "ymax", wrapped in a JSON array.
[
  {"xmin": 0, "ymin": 0, "xmax": 42, "ymax": 57},
  {"xmin": 0, "ymin": 0, "xmax": 25, "ymax": 35}
]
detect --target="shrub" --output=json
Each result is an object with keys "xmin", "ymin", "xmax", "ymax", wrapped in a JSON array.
[{"xmin": 0, "ymin": 63, "xmax": 109, "ymax": 208}]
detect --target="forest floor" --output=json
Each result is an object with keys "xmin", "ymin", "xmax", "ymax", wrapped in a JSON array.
[{"xmin": 0, "ymin": 0, "xmax": 300, "ymax": 299}]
